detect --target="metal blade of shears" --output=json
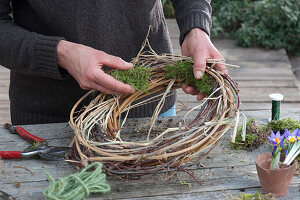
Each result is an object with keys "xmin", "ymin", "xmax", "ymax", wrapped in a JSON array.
[{"xmin": 39, "ymin": 147, "xmax": 71, "ymax": 161}]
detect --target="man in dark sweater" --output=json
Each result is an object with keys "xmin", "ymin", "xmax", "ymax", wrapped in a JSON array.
[{"xmin": 0, "ymin": 0, "xmax": 226, "ymax": 125}]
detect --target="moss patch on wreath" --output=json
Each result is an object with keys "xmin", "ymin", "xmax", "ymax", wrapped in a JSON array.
[
  {"xmin": 110, "ymin": 65, "xmax": 151, "ymax": 92},
  {"xmin": 110, "ymin": 60, "xmax": 215, "ymax": 96},
  {"xmin": 164, "ymin": 60, "xmax": 215, "ymax": 96}
]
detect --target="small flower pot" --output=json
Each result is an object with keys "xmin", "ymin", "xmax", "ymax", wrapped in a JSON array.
[{"xmin": 255, "ymin": 153, "xmax": 296, "ymax": 197}]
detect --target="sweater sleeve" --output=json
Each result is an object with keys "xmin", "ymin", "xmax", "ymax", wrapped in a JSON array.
[
  {"xmin": 171, "ymin": 0, "xmax": 212, "ymax": 45},
  {"xmin": 0, "ymin": 0, "xmax": 66, "ymax": 80}
]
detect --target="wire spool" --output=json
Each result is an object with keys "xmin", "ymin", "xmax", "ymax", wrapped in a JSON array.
[
  {"xmin": 68, "ymin": 38, "xmax": 240, "ymax": 178},
  {"xmin": 269, "ymin": 93, "xmax": 284, "ymax": 121}
]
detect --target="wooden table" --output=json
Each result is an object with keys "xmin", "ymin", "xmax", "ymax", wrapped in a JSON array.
[{"xmin": 1, "ymin": 109, "xmax": 300, "ymax": 200}]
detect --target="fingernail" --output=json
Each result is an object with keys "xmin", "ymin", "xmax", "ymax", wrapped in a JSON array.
[
  {"xmin": 126, "ymin": 62, "xmax": 134, "ymax": 67},
  {"xmin": 130, "ymin": 87, "xmax": 135, "ymax": 94},
  {"xmin": 197, "ymin": 93, "xmax": 206, "ymax": 101},
  {"xmin": 194, "ymin": 71, "xmax": 203, "ymax": 79}
]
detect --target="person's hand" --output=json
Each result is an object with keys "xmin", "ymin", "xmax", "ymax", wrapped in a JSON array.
[
  {"xmin": 181, "ymin": 28, "xmax": 228, "ymax": 101},
  {"xmin": 57, "ymin": 40, "xmax": 135, "ymax": 94}
]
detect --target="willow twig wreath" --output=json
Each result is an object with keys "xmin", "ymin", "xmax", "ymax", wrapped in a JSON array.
[{"xmin": 68, "ymin": 31, "xmax": 240, "ymax": 178}]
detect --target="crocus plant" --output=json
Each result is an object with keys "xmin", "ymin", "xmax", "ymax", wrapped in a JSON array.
[{"xmin": 268, "ymin": 128, "xmax": 300, "ymax": 169}]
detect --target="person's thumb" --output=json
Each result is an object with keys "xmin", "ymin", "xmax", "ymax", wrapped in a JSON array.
[
  {"xmin": 193, "ymin": 51, "xmax": 207, "ymax": 80},
  {"xmin": 100, "ymin": 52, "xmax": 133, "ymax": 70}
]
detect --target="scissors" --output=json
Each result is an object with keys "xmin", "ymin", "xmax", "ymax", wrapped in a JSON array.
[{"xmin": 0, "ymin": 123, "xmax": 71, "ymax": 161}]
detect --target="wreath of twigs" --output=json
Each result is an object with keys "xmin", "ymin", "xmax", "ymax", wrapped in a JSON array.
[{"xmin": 68, "ymin": 33, "xmax": 240, "ymax": 178}]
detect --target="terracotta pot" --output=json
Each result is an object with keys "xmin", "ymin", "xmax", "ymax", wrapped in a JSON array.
[{"xmin": 255, "ymin": 152, "xmax": 296, "ymax": 197}]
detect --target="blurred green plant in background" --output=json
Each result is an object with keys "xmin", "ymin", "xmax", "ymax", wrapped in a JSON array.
[
  {"xmin": 162, "ymin": 0, "xmax": 175, "ymax": 18},
  {"xmin": 162, "ymin": 0, "xmax": 300, "ymax": 56},
  {"xmin": 211, "ymin": 0, "xmax": 300, "ymax": 56}
]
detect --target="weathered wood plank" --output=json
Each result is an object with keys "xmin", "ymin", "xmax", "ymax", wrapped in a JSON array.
[
  {"xmin": 0, "ymin": 64, "xmax": 10, "ymax": 125},
  {"xmin": 130, "ymin": 185, "xmax": 300, "ymax": 200},
  {"xmin": 0, "ymin": 87, "xmax": 9, "ymax": 93},
  {"xmin": 236, "ymin": 80, "xmax": 297, "ymax": 88},
  {"xmin": 228, "ymin": 61, "xmax": 292, "ymax": 69},
  {"xmin": 231, "ymin": 75, "xmax": 295, "ymax": 81},
  {"xmin": 0, "ymin": 105, "xmax": 10, "ymax": 110},
  {"xmin": 176, "ymin": 103, "xmax": 300, "ymax": 116},
  {"xmin": 0, "ymin": 93, "xmax": 9, "ymax": 100},
  {"xmin": 0, "ymin": 75, "xmax": 10, "ymax": 80},
  {"xmin": 176, "ymin": 87, "xmax": 300, "ymax": 102},
  {"xmin": 0, "ymin": 117, "xmax": 10, "ymax": 125},
  {"xmin": 1, "ymin": 154, "xmax": 299, "ymax": 200},
  {"xmin": 239, "ymin": 88, "xmax": 300, "ymax": 102},
  {"xmin": 1, "ymin": 170, "xmax": 299, "ymax": 200},
  {"xmin": 176, "ymin": 86, "xmax": 300, "ymax": 115},
  {"xmin": 0, "ymin": 110, "xmax": 299, "ymax": 199},
  {"xmin": 0, "ymin": 109, "xmax": 9, "ymax": 115},
  {"xmin": 0, "ymin": 66, "xmax": 9, "ymax": 72},
  {"xmin": 290, "ymin": 56, "xmax": 300, "ymax": 80},
  {"xmin": 230, "ymin": 67, "xmax": 294, "ymax": 76},
  {"xmin": 2, "ymin": 181, "xmax": 299, "ymax": 200}
]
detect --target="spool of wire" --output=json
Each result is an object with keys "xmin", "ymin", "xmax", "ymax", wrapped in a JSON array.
[{"xmin": 269, "ymin": 93, "xmax": 284, "ymax": 120}]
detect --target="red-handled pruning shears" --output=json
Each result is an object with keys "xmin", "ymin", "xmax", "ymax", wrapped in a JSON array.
[
  {"xmin": 0, "ymin": 123, "xmax": 71, "ymax": 161},
  {"xmin": 3, "ymin": 123, "xmax": 44, "ymax": 143}
]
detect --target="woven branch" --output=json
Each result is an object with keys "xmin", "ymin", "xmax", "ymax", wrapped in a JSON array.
[{"xmin": 68, "ymin": 36, "xmax": 240, "ymax": 178}]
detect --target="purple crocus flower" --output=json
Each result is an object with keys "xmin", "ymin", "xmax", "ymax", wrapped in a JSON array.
[
  {"xmin": 268, "ymin": 130, "xmax": 285, "ymax": 147},
  {"xmin": 284, "ymin": 128, "xmax": 298, "ymax": 143},
  {"xmin": 297, "ymin": 129, "xmax": 300, "ymax": 141}
]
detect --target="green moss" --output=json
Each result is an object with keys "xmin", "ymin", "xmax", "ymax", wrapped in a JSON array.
[
  {"xmin": 229, "ymin": 191, "xmax": 274, "ymax": 200},
  {"xmin": 24, "ymin": 141, "xmax": 41, "ymax": 152},
  {"xmin": 179, "ymin": 180, "xmax": 191, "ymax": 188},
  {"xmin": 231, "ymin": 118, "xmax": 267, "ymax": 151},
  {"xmin": 237, "ymin": 118, "xmax": 255, "ymax": 133},
  {"xmin": 230, "ymin": 134, "xmax": 259, "ymax": 150},
  {"xmin": 164, "ymin": 60, "xmax": 215, "ymax": 96},
  {"xmin": 110, "ymin": 60, "xmax": 216, "ymax": 95},
  {"xmin": 110, "ymin": 65, "xmax": 151, "ymax": 92},
  {"xmin": 266, "ymin": 118, "xmax": 300, "ymax": 134},
  {"xmin": 231, "ymin": 118, "xmax": 300, "ymax": 151}
]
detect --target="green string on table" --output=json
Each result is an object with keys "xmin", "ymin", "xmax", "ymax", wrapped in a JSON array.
[{"xmin": 43, "ymin": 162, "xmax": 111, "ymax": 200}]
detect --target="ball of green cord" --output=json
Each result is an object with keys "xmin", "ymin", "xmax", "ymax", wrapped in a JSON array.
[{"xmin": 43, "ymin": 162, "xmax": 111, "ymax": 200}]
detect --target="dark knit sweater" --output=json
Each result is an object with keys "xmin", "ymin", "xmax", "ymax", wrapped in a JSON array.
[{"xmin": 0, "ymin": 0, "xmax": 212, "ymax": 125}]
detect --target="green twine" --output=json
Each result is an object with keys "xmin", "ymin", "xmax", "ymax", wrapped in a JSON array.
[{"xmin": 43, "ymin": 162, "xmax": 111, "ymax": 200}]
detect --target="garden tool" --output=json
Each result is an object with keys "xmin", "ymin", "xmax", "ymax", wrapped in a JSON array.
[
  {"xmin": 0, "ymin": 123, "xmax": 71, "ymax": 161},
  {"xmin": 0, "ymin": 190, "xmax": 19, "ymax": 200},
  {"xmin": 3, "ymin": 123, "xmax": 44, "ymax": 143}
]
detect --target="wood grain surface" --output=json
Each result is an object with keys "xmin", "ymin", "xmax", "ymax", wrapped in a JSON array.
[{"xmin": 0, "ymin": 109, "xmax": 300, "ymax": 199}]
